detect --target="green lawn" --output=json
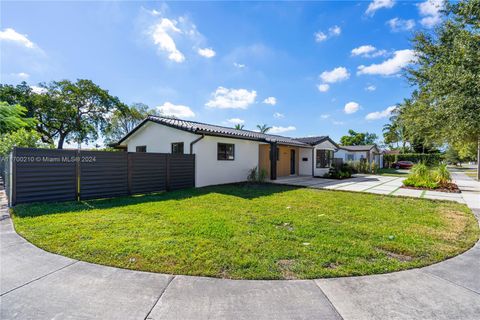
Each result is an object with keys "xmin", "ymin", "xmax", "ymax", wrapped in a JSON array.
[
  {"xmin": 13, "ymin": 184, "xmax": 478, "ymax": 280},
  {"xmin": 376, "ymin": 168, "xmax": 410, "ymax": 177}
]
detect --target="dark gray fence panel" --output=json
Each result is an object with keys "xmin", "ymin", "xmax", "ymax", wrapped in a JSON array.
[
  {"xmin": 80, "ymin": 151, "xmax": 128, "ymax": 200},
  {"xmin": 169, "ymin": 154, "xmax": 195, "ymax": 190},
  {"xmin": 13, "ymin": 148, "xmax": 77, "ymax": 204},
  {"xmin": 129, "ymin": 152, "xmax": 167, "ymax": 194}
]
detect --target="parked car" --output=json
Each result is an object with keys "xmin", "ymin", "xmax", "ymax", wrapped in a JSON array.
[{"xmin": 391, "ymin": 161, "xmax": 414, "ymax": 169}]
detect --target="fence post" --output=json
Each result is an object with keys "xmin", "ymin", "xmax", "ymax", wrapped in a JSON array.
[
  {"xmin": 75, "ymin": 149, "xmax": 80, "ymax": 201},
  {"xmin": 166, "ymin": 155, "xmax": 171, "ymax": 191},
  {"xmin": 11, "ymin": 148, "xmax": 16, "ymax": 206},
  {"xmin": 127, "ymin": 153, "xmax": 133, "ymax": 195}
]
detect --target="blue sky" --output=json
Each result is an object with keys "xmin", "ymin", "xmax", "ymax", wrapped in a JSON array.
[{"xmin": 1, "ymin": 0, "xmax": 444, "ymax": 144}]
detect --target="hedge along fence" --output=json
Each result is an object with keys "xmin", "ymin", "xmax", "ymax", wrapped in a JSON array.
[
  {"xmin": 383, "ymin": 153, "xmax": 443, "ymax": 167},
  {"xmin": 8, "ymin": 147, "xmax": 195, "ymax": 205}
]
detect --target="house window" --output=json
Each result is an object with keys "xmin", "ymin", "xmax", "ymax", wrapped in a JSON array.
[
  {"xmin": 316, "ymin": 149, "xmax": 333, "ymax": 168},
  {"xmin": 346, "ymin": 154, "xmax": 355, "ymax": 161},
  {"xmin": 136, "ymin": 146, "xmax": 147, "ymax": 152},
  {"xmin": 171, "ymin": 142, "xmax": 184, "ymax": 154},
  {"xmin": 217, "ymin": 143, "xmax": 235, "ymax": 160}
]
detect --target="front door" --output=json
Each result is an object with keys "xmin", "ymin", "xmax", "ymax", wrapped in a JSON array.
[{"xmin": 290, "ymin": 149, "xmax": 296, "ymax": 175}]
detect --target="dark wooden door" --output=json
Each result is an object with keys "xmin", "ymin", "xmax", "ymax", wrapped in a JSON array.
[{"xmin": 290, "ymin": 149, "xmax": 295, "ymax": 175}]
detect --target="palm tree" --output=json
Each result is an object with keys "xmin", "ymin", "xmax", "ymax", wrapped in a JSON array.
[
  {"xmin": 256, "ymin": 124, "xmax": 271, "ymax": 133},
  {"xmin": 234, "ymin": 124, "xmax": 245, "ymax": 130}
]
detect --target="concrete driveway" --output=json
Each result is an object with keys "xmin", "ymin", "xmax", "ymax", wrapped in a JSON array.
[
  {"xmin": 271, "ymin": 174, "xmax": 466, "ymax": 203},
  {"xmin": 1, "ymin": 172, "xmax": 479, "ymax": 320}
]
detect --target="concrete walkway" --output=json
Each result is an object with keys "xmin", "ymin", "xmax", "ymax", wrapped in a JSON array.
[
  {"xmin": 1, "ymin": 173, "xmax": 479, "ymax": 320},
  {"xmin": 270, "ymin": 174, "xmax": 466, "ymax": 203}
]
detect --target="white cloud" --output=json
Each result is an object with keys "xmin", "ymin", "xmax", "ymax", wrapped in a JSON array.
[
  {"xmin": 329, "ymin": 25, "xmax": 341, "ymax": 36},
  {"xmin": 357, "ymin": 49, "xmax": 416, "ymax": 76},
  {"xmin": 314, "ymin": 25, "xmax": 341, "ymax": 42},
  {"xmin": 205, "ymin": 87, "xmax": 257, "ymax": 109},
  {"xmin": 314, "ymin": 31, "xmax": 327, "ymax": 42},
  {"xmin": 344, "ymin": 102, "xmax": 360, "ymax": 114},
  {"xmin": 366, "ymin": 0, "xmax": 395, "ymax": 15},
  {"xmin": 226, "ymin": 118, "xmax": 245, "ymax": 125},
  {"xmin": 197, "ymin": 47, "xmax": 215, "ymax": 58},
  {"xmin": 320, "ymin": 67, "xmax": 350, "ymax": 83},
  {"xmin": 350, "ymin": 45, "xmax": 386, "ymax": 58},
  {"xmin": 387, "ymin": 18, "xmax": 415, "ymax": 32},
  {"xmin": 418, "ymin": 0, "xmax": 444, "ymax": 28},
  {"xmin": 30, "ymin": 85, "xmax": 47, "ymax": 94},
  {"xmin": 149, "ymin": 18, "xmax": 185, "ymax": 63},
  {"xmin": 233, "ymin": 62, "xmax": 245, "ymax": 69},
  {"xmin": 269, "ymin": 126, "xmax": 296, "ymax": 134},
  {"xmin": 365, "ymin": 106, "xmax": 396, "ymax": 120},
  {"xmin": 320, "ymin": 114, "xmax": 330, "ymax": 119},
  {"xmin": 332, "ymin": 120, "xmax": 345, "ymax": 125},
  {"xmin": 157, "ymin": 102, "xmax": 195, "ymax": 118},
  {"xmin": 351, "ymin": 45, "xmax": 376, "ymax": 56},
  {"xmin": 263, "ymin": 97, "xmax": 277, "ymax": 105},
  {"xmin": 317, "ymin": 84, "xmax": 330, "ymax": 92},
  {"xmin": 273, "ymin": 112, "xmax": 285, "ymax": 119},
  {"xmin": 365, "ymin": 85, "xmax": 377, "ymax": 91},
  {"xmin": 0, "ymin": 28, "xmax": 36, "ymax": 48}
]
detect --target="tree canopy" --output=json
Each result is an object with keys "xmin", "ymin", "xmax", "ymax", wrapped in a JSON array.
[
  {"xmin": 340, "ymin": 129, "xmax": 378, "ymax": 146},
  {"xmin": 384, "ymin": 0, "xmax": 479, "ymax": 177},
  {"xmin": 103, "ymin": 103, "xmax": 158, "ymax": 145},
  {"xmin": 0, "ymin": 102, "xmax": 36, "ymax": 134}
]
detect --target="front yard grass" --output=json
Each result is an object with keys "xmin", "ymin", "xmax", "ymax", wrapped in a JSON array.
[{"xmin": 12, "ymin": 184, "xmax": 478, "ymax": 280}]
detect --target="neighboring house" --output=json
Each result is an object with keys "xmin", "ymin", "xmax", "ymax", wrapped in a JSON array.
[
  {"xmin": 335, "ymin": 145, "xmax": 383, "ymax": 168},
  {"xmin": 293, "ymin": 136, "xmax": 340, "ymax": 176},
  {"xmin": 116, "ymin": 116, "xmax": 319, "ymax": 187}
]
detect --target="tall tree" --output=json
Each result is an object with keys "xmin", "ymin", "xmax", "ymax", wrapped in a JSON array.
[
  {"xmin": 36, "ymin": 79, "xmax": 125, "ymax": 149},
  {"xmin": 104, "ymin": 103, "xmax": 157, "ymax": 144},
  {"xmin": 256, "ymin": 124, "xmax": 271, "ymax": 133},
  {"xmin": 403, "ymin": 0, "xmax": 480, "ymax": 178},
  {"xmin": 340, "ymin": 129, "xmax": 378, "ymax": 146},
  {"xmin": 0, "ymin": 102, "xmax": 36, "ymax": 134}
]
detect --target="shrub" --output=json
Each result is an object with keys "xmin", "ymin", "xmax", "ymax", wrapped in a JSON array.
[
  {"xmin": 434, "ymin": 164, "xmax": 451, "ymax": 186},
  {"xmin": 247, "ymin": 167, "xmax": 258, "ymax": 183},
  {"xmin": 247, "ymin": 167, "xmax": 268, "ymax": 183},
  {"xmin": 324, "ymin": 163, "xmax": 352, "ymax": 179},
  {"xmin": 258, "ymin": 168, "xmax": 268, "ymax": 182},
  {"xmin": 347, "ymin": 160, "xmax": 378, "ymax": 174},
  {"xmin": 403, "ymin": 163, "xmax": 440, "ymax": 189}
]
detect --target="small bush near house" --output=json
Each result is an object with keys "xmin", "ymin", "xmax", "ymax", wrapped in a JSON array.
[
  {"xmin": 247, "ymin": 166, "xmax": 268, "ymax": 183},
  {"xmin": 347, "ymin": 160, "xmax": 379, "ymax": 174},
  {"xmin": 324, "ymin": 163, "xmax": 352, "ymax": 179}
]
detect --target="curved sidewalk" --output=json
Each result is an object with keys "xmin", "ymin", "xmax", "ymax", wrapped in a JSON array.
[{"xmin": 0, "ymin": 173, "xmax": 479, "ymax": 320}]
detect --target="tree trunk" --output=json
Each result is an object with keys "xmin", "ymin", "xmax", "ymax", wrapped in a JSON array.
[
  {"xmin": 57, "ymin": 134, "xmax": 65, "ymax": 149},
  {"xmin": 477, "ymin": 137, "xmax": 480, "ymax": 181}
]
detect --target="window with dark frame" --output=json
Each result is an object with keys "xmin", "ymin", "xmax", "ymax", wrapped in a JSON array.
[
  {"xmin": 171, "ymin": 142, "xmax": 184, "ymax": 154},
  {"xmin": 217, "ymin": 143, "xmax": 235, "ymax": 160},
  {"xmin": 136, "ymin": 146, "xmax": 147, "ymax": 152},
  {"xmin": 316, "ymin": 149, "xmax": 333, "ymax": 168}
]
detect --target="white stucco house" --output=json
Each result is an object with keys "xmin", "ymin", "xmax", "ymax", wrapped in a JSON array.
[
  {"xmin": 115, "ymin": 116, "xmax": 340, "ymax": 187},
  {"xmin": 335, "ymin": 145, "xmax": 383, "ymax": 168}
]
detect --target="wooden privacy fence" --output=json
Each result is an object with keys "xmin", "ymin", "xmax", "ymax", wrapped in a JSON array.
[{"xmin": 8, "ymin": 148, "xmax": 195, "ymax": 205}]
